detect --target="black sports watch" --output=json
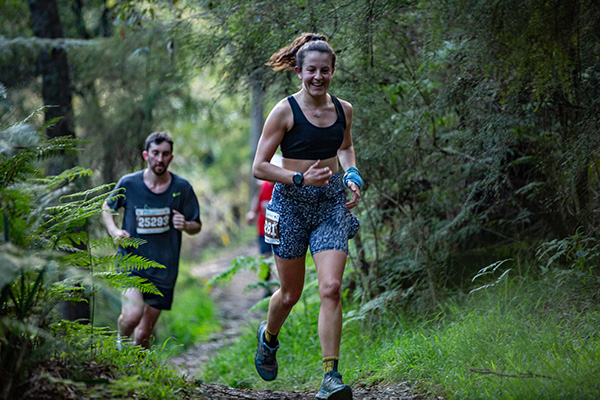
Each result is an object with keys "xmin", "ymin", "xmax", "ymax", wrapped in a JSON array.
[{"xmin": 293, "ymin": 171, "xmax": 304, "ymax": 186}]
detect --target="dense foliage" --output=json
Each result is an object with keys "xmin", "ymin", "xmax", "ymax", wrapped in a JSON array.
[
  {"xmin": 1, "ymin": 0, "xmax": 600, "ymax": 397},
  {"xmin": 0, "ymin": 89, "xmax": 195, "ymax": 399},
  {"xmin": 4, "ymin": 0, "xmax": 600, "ymax": 323},
  {"xmin": 131, "ymin": 0, "xmax": 600, "ymax": 311}
]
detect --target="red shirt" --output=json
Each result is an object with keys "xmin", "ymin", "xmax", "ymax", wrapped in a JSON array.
[{"xmin": 257, "ymin": 181, "xmax": 275, "ymax": 236}]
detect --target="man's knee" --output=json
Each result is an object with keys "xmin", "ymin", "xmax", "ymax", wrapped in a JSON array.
[
  {"xmin": 119, "ymin": 307, "xmax": 143, "ymax": 329},
  {"xmin": 134, "ymin": 324, "xmax": 153, "ymax": 343}
]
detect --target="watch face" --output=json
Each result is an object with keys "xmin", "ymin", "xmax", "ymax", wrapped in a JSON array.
[{"xmin": 293, "ymin": 172, "xmax": 303, "ymax": 185}]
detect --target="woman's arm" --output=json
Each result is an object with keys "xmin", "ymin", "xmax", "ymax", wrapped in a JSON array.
[
  {"xmin": 252, "ymin": 99, "xmax": 295, "ymax": 184},
  {"xmin": 337, "ymin": 100, "xmax": 361, "ymax": 209},
  {"xmin": 337, "ymin": 99, "xmax": 356, "ymax": 171}
]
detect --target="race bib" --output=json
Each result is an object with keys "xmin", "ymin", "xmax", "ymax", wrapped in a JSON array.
[
  {"xmin": 264, "ymin": 209, "xmax": 280, "ymax": 245},
  {"xmin": 136, "ymin": 207, "xmax": 170, "ymax": 234}
]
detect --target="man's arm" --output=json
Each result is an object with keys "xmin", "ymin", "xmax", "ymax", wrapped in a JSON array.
[
  {"xmin": 102, "ymin": 202, "xmax": 131, "ymax": 239},
  {"xmin": 172, "ymin": 209, "xmax": 202, "ymax": 235},
  {"xmin": 246, "ymin": 180, "xmax": 262, "ymax": 224}
]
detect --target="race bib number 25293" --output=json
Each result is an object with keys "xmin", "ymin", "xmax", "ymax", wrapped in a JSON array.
[{"xmin": 136, "ymin": 207, "xmax": 170, "ymax": 234}]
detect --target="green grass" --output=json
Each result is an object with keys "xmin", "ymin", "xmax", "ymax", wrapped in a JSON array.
[
  {"xmin": 89, "ymin": 241, "xmax": 600, "ymax": 399},
  {"xmin": 155, "ymin": 261, "xmax": 221, "ymax": 357},
  {"xmin": 200, "ymin": 266, "xmax": 600, "ymax": 399},
  {"xmin": 396, "ymin": 273, "xmax": 600, "ymax": 400},
  {"xmin": 198, "ymin": 264, "xmax": 327, "ymax": 390}
]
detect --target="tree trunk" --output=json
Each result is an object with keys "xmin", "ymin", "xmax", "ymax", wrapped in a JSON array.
[
  {"xmin": 28, "ymin": 0, "xmax": 88, "ymax": 323},
  {"xmin": 28, "ymin": 0, "xmax": 75, "ymax": 173},
  {"xmin": 249, "ymin": 76, "xmax": 265, "ymax": 200}
]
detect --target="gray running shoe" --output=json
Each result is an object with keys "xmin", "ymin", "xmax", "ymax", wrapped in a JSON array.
[
  {"xmin": 315, "ymin": 371, "xmax": 353, "ymax": 400},
  {"xmin": 254, "ymin": 321, "xmax": 279, "ymax": 381}
]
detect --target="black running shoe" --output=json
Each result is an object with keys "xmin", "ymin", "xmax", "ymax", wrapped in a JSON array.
[
  {"xmin": 254, "ymin": 321, "xmax": 279, "ymax": 381},
  {"xmin": 315, "ymin": 371, "xmax": 353, "ymax": 400}
]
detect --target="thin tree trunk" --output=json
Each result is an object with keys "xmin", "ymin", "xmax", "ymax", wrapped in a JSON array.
[
  {"xmin": 28, "ymin": 0, "xmax": 76, "ymax": 175},
  {"xmin": 249, "ymin": 76, "xmax": 265, "ymax": 200}
]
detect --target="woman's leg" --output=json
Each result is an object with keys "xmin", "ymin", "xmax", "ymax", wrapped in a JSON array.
[
  {"xmin": 266, "ymin": 254, "xmax": 307, "ymax": 334},
  {"xmin": 312, "ymin": 249, "xmax": 347, "ymax": 358},
  {"xmin": 256, "ymin": 254, "xmax": 307, "ymax": 381}
]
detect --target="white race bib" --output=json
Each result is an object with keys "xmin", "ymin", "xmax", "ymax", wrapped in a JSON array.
[
  {"xmin": 264, "ymin": 209, "xmax": 280, "ymax": 245},
  {"xmin": 136, "ymin": 207, "xmax": 170, "ymax": 234}
]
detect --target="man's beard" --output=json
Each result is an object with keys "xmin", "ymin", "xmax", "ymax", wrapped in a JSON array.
[{"xmin": 151, "ymin": 163, "xmax": 167, "ymax": 175}]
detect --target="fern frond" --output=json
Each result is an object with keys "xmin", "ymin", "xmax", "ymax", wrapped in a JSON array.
[
  {"xmin": 56, "ymin": 231, "xmax": 89, "ymax": 250},
  {"xmin": 117, "ymin": 253, "xmax": 165, "ymax": 271},
  {"xmin": 33, "ymin": 136, "xmax": 81, "ymax": 161},
  {"xmin": 60, "ymin": 252, "xmax": 91, "ymax": 268},
  {"xmin": 471, "ymin": 259, "xmax": 513, "ymax": 282},
  {"xmin": 57, "ymin": 182, "xmax": 115, "ymax": 202},
  {"xmin": 94, "ymin": 272, "xmax": 163, "ymax": 295},
  {"xmin": 111, "ymin": 237, "xmax": 146, "ymax": 250},
  {"xmin": 469, "ymin": 269, "xmax": 512, "ymax": 294},
  {"xmin": 89, "ymin": 237, "xmax": 120, "ymax": 252},
  {"xmin": 52, "ymin": 266, "xmax": 163, "ymax": 296},
  {"xmin": 206, "ymin": 255, "xmax": 270, "ymax": 290},
  {"xmin": 30, "ymin": 167, "xmax": 93, "ymax": 190}
]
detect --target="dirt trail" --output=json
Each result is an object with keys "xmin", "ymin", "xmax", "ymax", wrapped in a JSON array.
[
  {"xmin": 168, "ymin": 245, "xmax": 440, "ymax": 400},
  {"xmin": 168, "ymin": 243, "xmax": 265, "ymax": 378}
]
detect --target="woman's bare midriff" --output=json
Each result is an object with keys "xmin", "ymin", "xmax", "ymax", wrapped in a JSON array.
[{"xmin": 283, "ymin": 156, "xmax": 339, "ymax": 174}]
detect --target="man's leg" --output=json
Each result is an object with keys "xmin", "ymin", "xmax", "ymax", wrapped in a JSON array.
[
  {"xmin": 133, "ymin": 305, "xmax": 162, "ymax": 349},
  {"xmin": 118, "ymin": 288, "xmax": 144, "ymax": 337},
  {"xmin": 118, "ymin": 288, "xmax": 162, "ymax": 348}
]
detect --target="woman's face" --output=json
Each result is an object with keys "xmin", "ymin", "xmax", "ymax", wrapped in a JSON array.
[{"xmin": 295, "ymin": 51, "xmax": 334, "ymax": 97}]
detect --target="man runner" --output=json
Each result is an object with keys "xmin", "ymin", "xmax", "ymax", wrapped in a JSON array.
[{"xmin": 102, "ymin": 131, "xmax": 201, "ymax": 348}]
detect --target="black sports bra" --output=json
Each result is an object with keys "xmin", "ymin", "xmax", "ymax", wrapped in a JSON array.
[{"xmin": 280, "ymin": 95, "xmax": 346, "ymax": 160}]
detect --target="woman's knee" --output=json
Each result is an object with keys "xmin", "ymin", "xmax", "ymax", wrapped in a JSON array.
[
  {"xmin": 279, "ymin": 288, "xmax": 302, "ymax": 309},
  {"xmin": 319, "ymin": 280, "xmax": 342, "ymax": 301}
]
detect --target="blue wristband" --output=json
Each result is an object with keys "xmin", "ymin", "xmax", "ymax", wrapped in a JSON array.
[{"xmin": 343, "ymin": 167, "xmax": 363, "ymax": 190}]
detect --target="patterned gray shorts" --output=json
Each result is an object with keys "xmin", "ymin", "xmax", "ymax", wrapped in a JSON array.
[{"xmin": 266, "ymin": 172, "xmax": 360, "ymax": 260}]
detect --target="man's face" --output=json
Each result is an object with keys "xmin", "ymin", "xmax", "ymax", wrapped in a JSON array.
[{"xmin": 143, "ymin": 141, "xmax": 173, "ymax": 176}]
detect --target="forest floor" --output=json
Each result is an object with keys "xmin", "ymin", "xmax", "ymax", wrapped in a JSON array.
[{"xmin": 168, "ymin": 244, "xmax": 441, "ymax": 400}]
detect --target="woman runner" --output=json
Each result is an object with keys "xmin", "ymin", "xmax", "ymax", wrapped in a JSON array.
[{"xmin": 252, "ymin": 33, "xmax": 363, "ymax": 400}]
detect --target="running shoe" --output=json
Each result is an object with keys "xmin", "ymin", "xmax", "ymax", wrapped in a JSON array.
[
  {"xmin": 315, "ymin": 371, "xmax": 353, "ymax": 400},
  {"xmin": 254, "ymin": 321, "xmax": 279, "ymax": 381}
]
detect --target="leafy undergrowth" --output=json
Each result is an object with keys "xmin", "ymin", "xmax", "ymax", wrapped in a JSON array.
[
  {"xmin": 201, "ymin": 265, "xmax": 600, "ymax": 400},
  {"xmin": 12, "ymin": 323, "xmax": 203, "ymax": 400}
]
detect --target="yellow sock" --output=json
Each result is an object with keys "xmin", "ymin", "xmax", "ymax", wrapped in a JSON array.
[
  {"xmin": 323, "ymin": 356, "xmax": 339, "ymax": 374},
  {"xmin": 264, "ymin": 329, "xmax": 278, "ymax": 345}
]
